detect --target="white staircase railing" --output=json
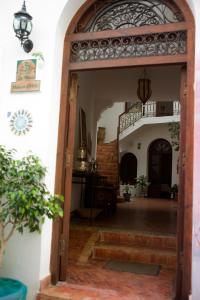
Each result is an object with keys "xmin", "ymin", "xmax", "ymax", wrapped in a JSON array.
[{"xmin": 119, "ymin": 100, "xmax": 180, "ymax": 134}]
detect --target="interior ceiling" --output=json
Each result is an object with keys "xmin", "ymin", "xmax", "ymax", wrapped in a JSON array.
[
  {"xmin": 78, "ymin": 65, "xmax": 181, "ymax": 103},
  {"xmin": 78, "ymin": 65, "xmax": 181, "ymax": 120}
]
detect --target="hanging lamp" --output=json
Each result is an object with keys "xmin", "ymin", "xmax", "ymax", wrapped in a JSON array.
[{"xmin": 137, "ymin": 70, "xmax": 152, "ymax": 105}]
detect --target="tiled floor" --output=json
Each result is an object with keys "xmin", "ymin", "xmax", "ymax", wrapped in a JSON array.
[
  {"xmin": 39, "ymin": 236, "xmax": 175, "ymax": 300},
  {"xmin": 64, "ymin": 262, "xmax": 175, "ymax": 300},
  {"xmin": 38, "ymin": 198, "xmax": 177, "ymax": 300},
  {"xmin": 72, "ymin": 198, "xmax": 177, "ymax": 235}
]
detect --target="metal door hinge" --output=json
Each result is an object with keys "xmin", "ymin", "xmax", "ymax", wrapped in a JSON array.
[{"xmin": 59, "ymin": 238, "xmax": 66, "ymax": 257}]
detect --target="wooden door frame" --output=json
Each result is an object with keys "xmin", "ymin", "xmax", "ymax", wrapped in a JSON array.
[{"xmin": 50, "ymin": 1, "xmax": 195, "ymax": 299}]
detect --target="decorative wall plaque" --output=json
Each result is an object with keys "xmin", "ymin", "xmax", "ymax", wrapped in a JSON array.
[
  {"xmin": 10, "ymin": 110, "xmax": 33, "ymax": 135},
  {"xmin": 11, "ymin": 59, "xmax": 41, "ymax": 92}
]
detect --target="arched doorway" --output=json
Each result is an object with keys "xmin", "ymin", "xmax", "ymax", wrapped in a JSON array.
[
  {"xmin": 120, "ymin": 153, "xmax": 137, "ymax": 185},
  {"xmin": 148, "ymin": 139, "xmax": 172, "ymax": 198},
  {"xmin": 52, "ymin": 1, "xmax": 194, "ymax": 299}
]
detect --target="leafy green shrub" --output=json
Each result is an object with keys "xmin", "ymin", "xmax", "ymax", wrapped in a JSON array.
[
  {"xmin": 135, "ymin": 175, "xmax": 149, "ymax": 197},
  {"xmin": 168, "ymin": 122, "xmax": 180, "ymax": 151},
  {"xmin": 0, "ymin": 145, "xmax": 63, "ymax": 266}
]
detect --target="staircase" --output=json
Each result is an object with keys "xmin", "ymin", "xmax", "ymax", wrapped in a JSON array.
[
  {"xmin": 119, "ymin": 100, "xmax": 180, "ymax": 140},
  {"xmin": 93, "ymin": 229, "xmax": 177, "ymax": 269}
]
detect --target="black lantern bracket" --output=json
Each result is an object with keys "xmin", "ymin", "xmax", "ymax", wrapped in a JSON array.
[{"xmin": 13, "ymin": 1, "xmax": 33, "ymax": 53}]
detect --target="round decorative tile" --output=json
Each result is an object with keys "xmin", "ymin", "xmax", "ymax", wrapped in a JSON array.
[{"xmin": 10, "ymin": 110, "xmax": 33, "ymax": 136}]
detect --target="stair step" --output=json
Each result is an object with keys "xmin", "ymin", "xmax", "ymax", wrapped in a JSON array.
[
  {"xmin": 37, "ymin": 283, "xmax": 118, "ymax": 300},
  {"xmin": 93, "ymin": 243, "xmax": 176, "ymax": 269},
  {"xmin": 100, "ymin": 230, "xmax": 177, "ymax": 250}
]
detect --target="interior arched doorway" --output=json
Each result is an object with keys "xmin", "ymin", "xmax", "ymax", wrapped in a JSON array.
[
  {"xmin": 148, "ymin": 139, "xmax": 172, "ymax": 198},
  {"xmin": 120, "ymin": 153, "xmax": 137, "ymax": 185},
  {"xmin": 51, "ymin": 1, "xmax": 195, "ymax": 299}
]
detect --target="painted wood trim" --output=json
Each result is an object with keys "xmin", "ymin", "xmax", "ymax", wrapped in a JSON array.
[
  {"xmin": 40, "ymin": 275, "xmax": 51, "ymax": 291},
  {"xmin": 181, "ymin": 26, "xmax": 195, "ymax": 299},
  {"xmin": 69, "ymin": 22, "xmax": 187, "ymax": 42},
  {"xmin": 69, "ymin": 55, "xmax": 188, "ymax": 71},
  {"xmin": 52, "ymin": 3, "xmax": 195, "ymax": 299},
  {"xmin": 60, "ymin": 73, "xmax": 78, "ymax": 280},
  {"xmin": 50, "ymin": 40, "xmax": 71, "ymax": 284},
  {"xmin": 175, "ymin": 65, "xmax": 187, "ymax": 300}
]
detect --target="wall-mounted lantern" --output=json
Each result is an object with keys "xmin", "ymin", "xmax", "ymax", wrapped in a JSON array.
[{"xmin": 13, "ymin": 1, "xmax": 33, "ymax": 53}]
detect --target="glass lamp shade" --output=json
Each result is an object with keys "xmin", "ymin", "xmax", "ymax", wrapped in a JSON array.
[
  {"xmin": 13, "ymin": 3, "xmax": 33, "ymax": 41},
  {"xmin": 13, "ymin": 16, "xmax": 32, "ymax": 40}
]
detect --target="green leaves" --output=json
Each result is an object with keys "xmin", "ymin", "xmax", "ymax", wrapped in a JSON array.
[
  {"xmin": 135, "ymin": 175, "xmax": 148, "ymax": 188},
  {"xmin": 168, "ymin": 122, "xmax": 180, "ymax": 151},
  {"xmin": 0, "ymin": 145, "xmax": 64, "ymax": 237}
]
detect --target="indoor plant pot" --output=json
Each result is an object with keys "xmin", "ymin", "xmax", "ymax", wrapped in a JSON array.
[
  {"xmin": 135, "ymin": 175, "xmax": 149, "ymax": 197},
  {"xmin": 122, "ymin": 184, "xmax": 133, "ymax": 201}
]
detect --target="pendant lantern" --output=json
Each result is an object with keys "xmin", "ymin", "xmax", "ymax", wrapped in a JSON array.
[{"xmin": 137, "ymin": 70, "xmax": 152, "ymax": 104}]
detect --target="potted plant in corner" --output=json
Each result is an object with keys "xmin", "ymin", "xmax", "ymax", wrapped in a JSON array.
[
  {"xmin": 135, "ymin": 175, "xmax": 149, "ymax": 197},
  {"xmin": 0, "ymin": 145, "xmax": 64, "ymax": 298},
  {"xmin": 122, "ymin": 184, "xmax": 133, "ymax": 201}
]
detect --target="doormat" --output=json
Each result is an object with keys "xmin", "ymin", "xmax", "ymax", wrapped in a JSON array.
[{"xmin": 104, "ymin": 260, "xmax": 160, "ymax": 276}]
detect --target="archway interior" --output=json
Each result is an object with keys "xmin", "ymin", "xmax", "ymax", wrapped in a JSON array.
[
  {"xmin": 68, "ymin": 64, "xmax": 181, "ymax": 298},
  {"xmin": 71, "ymin": 64, "xmax": 180, "ymax": 228}
]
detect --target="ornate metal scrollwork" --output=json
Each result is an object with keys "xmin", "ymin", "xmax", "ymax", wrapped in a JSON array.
[
  {"xmin": 71, "ymin": 31, "xmax": 187, "ymax": 63},
  {"xmin": 119, "ymin": 100, "xmax": 180, "ymax": 133},
  {"xmin": 76, "ymin": 0, "xmax": 184, "ymax": 33}
]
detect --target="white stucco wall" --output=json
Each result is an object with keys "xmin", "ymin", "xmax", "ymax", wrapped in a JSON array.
[
  {"xmin": 0, "ymin": 0, "xmax": 199, "ymax": 299},
  {"xmin": 97, "ymin": 102, "xmax": 124, "ymax": 143},
  {"xmin": 0, "ymin": 0, "xmax": 86, "ymax": 299}
]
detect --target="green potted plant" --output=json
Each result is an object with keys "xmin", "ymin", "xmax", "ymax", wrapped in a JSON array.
[
  {"xmin": 0, "ymin": 145, "xmax": 63, "ymax": 293},
  {"xmin": 168, "ymin": 122, "xmax": 180, "ymax": 152},
  {"xmin": 122, "ymin": 184, "xmax": 134, "ymax": 201},
  {"xmin": 135, "ymin": 175, "xmax": 149, "ymax": 197}
]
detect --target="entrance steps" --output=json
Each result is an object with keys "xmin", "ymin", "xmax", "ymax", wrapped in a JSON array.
[
  {"xmin": 37, "ymin": 228, "xmax": 176, "ymax": 300},
  {"xmin": 37, "ymin": 283, "xmax": 118, "ymax": 300},
  {"xmin": 93, "ymin": 229, "xmax": 177, "ymax": 269},
  {"xmin": 100, "ymin": 230, "xmax": 176, "ymax": 250}
]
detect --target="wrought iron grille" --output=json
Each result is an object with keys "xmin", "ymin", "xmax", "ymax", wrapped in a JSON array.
[
  {"xmin": 71, "ymin": 31, "xmax": 187, "ymax": 63},
  {"xmin": 119, "ymin": 100, "xmax": 180, "ymax": 133},
  {"xmin": 77, "ymin": 0, "xmax": 184, "ymax": 33}
]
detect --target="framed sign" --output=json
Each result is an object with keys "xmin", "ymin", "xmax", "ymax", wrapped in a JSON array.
[{"xmin": 11, "ymin": 59, "xmax": 41, "ymax": 93}]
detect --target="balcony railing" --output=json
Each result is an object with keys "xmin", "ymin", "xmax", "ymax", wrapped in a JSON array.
[{"xmin": 119, "ymin": 101, "xmax": 180, "ymax": 134}]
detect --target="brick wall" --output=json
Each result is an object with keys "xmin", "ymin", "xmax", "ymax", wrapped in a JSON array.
[{"xmin": 96, "ymin": 140, "xmax": 119, "ymax": 187}]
